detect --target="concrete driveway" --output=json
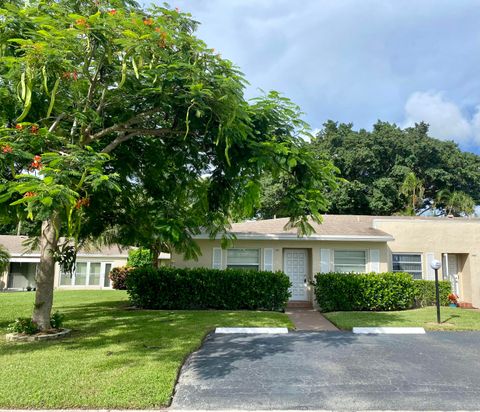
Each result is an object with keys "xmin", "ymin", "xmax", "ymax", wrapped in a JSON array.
[{"xmin": 172, "ymin": 331, "xmax": 480, "ymax": 411}]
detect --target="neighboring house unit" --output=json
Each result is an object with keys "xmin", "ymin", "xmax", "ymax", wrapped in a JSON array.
[
  {"xmin": 0, "ymin": 236, "xmax": 167, "ymax": 291},
  {"xmin": 171, "ymin": 215, "xmax": 480, "ymax": 308}
]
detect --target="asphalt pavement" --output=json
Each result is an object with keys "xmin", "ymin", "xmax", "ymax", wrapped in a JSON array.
[{"xmin": 172, "ymin": 331, "xmax": 480, "ymax": 411}]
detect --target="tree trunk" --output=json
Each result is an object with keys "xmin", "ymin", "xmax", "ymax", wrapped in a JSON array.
[
  {"xmin": 150, "ymin": 243, "xmax": 160, "ymax": 268},
  {"xmin": 32, "ymin": 214, "xmax": 60, "ymax": 330}
]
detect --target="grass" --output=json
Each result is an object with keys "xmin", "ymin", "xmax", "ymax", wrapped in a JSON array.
[
  {"xmin": 0, "ymin": 290, "xmax": 292, "ymax": 409},
  {"xmin": 323, "ymin": 306, "xmax": 480, "ymax": 331}
]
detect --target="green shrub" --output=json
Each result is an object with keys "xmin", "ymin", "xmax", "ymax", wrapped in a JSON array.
[
  {"xmin": 50, "ymin": 311, "xmax": 65, "ymax": 329},
  {"xmin": 127, "ymin": 248, "xmax": 151, "ymax": 268},
  {"xmin": 125, "ymin": 266, "xmax": 291, "ymax": 311},
  {"xmin": 413, "ymin": 280, "xmax": 451, "ymax": 307},
  {"xmin": 313, "ymin": 272, "xmax": 415, "ymax": 312},
  {"xmin": 7, "ymin": 318, "xmax": 39, "ymax": 335},
  {"xmin": 109, "ymin": 266, "xmax": 133, "ymax": 290}
]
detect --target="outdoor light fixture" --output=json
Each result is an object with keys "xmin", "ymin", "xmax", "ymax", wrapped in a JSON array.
[{"xmin": 430, "ymin": 259, "xmax": 442, "ymax": 323}]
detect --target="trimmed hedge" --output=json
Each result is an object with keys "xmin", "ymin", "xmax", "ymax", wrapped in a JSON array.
[
  {"xmin": 314, "ymin": 272, "xmax": 453, "ymax": 312},
  {"xmin": 314, "ymin": 272, "xmax": 415, "ymax": 312},
  {"xmin": 413, "ymin": 280, "xmax": 451, "ymax": 308},
  {"xmin": 125, "ymin": 266, "xmax": 291, "ymax": 311}
]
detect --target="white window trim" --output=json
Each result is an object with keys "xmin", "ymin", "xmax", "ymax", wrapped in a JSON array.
[
  {"xmin": 226, "ymin": 248, "xmax": 261, "ymax": 270},
  {"xmin": 392, "ymin": 252, "xmax": 423, "ymax": 279},
  {"xmin": 333, "ymin": 249, "xmax": 368, "ymax": 273},
  {"xmin": 59, "ymin": 261, "xmax": 114, "ymax": 288}
]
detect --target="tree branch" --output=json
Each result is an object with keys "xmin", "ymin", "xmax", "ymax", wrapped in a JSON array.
[
  {"xmin": 101, "ymin": 128, "xmax": 180, "ymax": 153},
  {"xmin": 86, "ymin": 107, "xmax": 164, "ymax": 144}
]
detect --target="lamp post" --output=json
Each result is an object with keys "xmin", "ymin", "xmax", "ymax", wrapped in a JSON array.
[{"xmin": 430, "ymin": 259, "xmax": 442, "ymax": 324}]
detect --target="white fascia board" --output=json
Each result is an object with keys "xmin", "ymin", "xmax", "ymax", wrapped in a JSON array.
[
  {"xmin": 193, "ymin": 233, "xmax": 394, "ymax": 242},
  {"xmin": 9, "ymin": 256, "xmax": 41, "ymax": 263}
]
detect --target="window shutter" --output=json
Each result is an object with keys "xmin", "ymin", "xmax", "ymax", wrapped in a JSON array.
[
  {"xmin": 320, "ymin": 249, "xmax": 331, "ymax": 273},
  {"xmin": 212, "ymin": 247, "xmax": 222, "ymax": 269},
  {"xmin": 426, "ymin": 252, "xmax": 435, "ymax": 280},
  {"xmin": 369, "ymin": 249, "xmax": 380, "ymax": 273},
  {"xmin": 263, "ymin": 248, "xmax": 274, "ymax": 271}
]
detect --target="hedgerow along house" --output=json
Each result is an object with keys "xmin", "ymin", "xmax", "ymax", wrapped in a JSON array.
[{"xmin": 171, "ymin": 215, "xmax": 480, "ymax": 309}]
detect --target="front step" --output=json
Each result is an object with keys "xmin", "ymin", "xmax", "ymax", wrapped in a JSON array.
[{"xmin": 287, "ymin": 300, "xmax": 313, "ymax": 309}]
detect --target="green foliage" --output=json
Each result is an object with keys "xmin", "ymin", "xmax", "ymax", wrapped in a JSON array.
[
  {"xmin": 306, "ymin": 121, "xmax": 480, "ymax": 216},
  {"xmin": 413, "ymin": 280, "xmax": 451, "ymax": 307},
  {"xmin": 109, "ymin": 266, "xmax": 132, "ymax": 290},
  {"xmin": 50, "ymin": 311, "xmax": 65, "ymax": 329},
  {"xmin": 7, "ymin": 317, "xmax": 38, "ymax": 334},
  {"xmin": 127, "ymin": 248, "xmax": 151, "ymax": 268},
  {"xmin": 0, "ymin": 244, "xmax": 9, "ymax": 272},
  {"xmin": 126, "ymin": 266, "xmax": 291, "ymax": 311},
  {"xmin": 313, "ymin": 272, "xmax": 416, "ymax": 311}
]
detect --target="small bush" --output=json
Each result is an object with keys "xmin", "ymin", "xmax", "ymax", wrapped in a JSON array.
[
  {"xmin": 125, "ymin": 266, "xmax": 291, "ymax": 311},
  {"xmin": 313, "ymin": 272, "xmax": 415, "ymax": 312},
  {"xmin": 127, "ymin": 248, "xmax": 151, "ymax": 268},
  {"xmin": 50, "ymin": 311, "xmax": 65, "ymax": 329},
  {"xmin": 109, "ymin": 266, "xmax": 133, "ymax": 290},
  {"xmin": 7, "ymin": 318, "xmax": 39, "ymax": 335},
  {"xmin": 413, "ymin": 280, "xmax": 451, "ymax": 307}
]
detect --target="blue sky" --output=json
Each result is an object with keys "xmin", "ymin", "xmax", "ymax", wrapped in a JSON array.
[{"xmin": 150, "ymin": 0, "xmax": 480, "ymax": 154}]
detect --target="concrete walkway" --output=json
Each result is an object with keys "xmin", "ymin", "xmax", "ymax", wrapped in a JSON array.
[{"xmin": 286, "ymin": 308, "xmax": 339, "ymax": 331}]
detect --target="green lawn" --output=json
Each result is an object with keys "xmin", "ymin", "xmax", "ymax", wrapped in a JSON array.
[
  {"xmin": 323, "ymin": 306, "xmax": 480, "ymax": 331},
  {"xmin": 0, "ymin": 290, "xmax": 292, "ymax": 409}
]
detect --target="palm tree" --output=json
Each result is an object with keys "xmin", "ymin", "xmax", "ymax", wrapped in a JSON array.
[
  {"xmin": 446, "ymin": 191, "xmax": 475, "ymax": 216},
  {"xmin": 400, "ymin": 172, "xmax": 425, "ymax": 215}
]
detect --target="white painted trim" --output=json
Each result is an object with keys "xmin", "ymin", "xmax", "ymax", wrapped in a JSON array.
[
  {"xmin": 9, "ymin": 257, "xmax": 40, "ymax": 263},
  {"xmin": 215, "ymin": 327, "xmax": 288, "ymax": 334},
  {"xmin": 212, "ymin": 247, "xmax": 222, "ymax": 269},
  {"xmin": 320, "ymin": 249, "xmax": 331, "ymax": 273},
  {"xmin": 426, "ymin": 252, "xmax": 435, "ymax": 281},
  {"xmin": 263, "ymin": 248, "xmax": 274, "ymax": 271},
  {"xmin": 353, "ymin": 327, "xmax": 425, "ymax": 334},
  {"xmin": 10, "ymin": 253, "xmax": 130, "ymax": 259},
  {"xmin": 369, "ymin": 249, "xmax": 380, "ymax": 273},
  {"xmin": 193, "ymin": 233, "xmax": 394, "ymax": 242}
]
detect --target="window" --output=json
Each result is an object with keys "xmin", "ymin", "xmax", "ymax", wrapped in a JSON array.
[
  {"xmin": 59, "ymin": 262, "xmax": 113, "ymax": 287},
  {"xmin": 393, "ymin": 254, "xmax": 422, "ymax": 279},
  {"xmin": 334, "ymin": 250, "xmax": 366, "ymax": 273},
  {"xmin": 227, "ymin": 249, "xmax": 260, "ymax": 270},
  {"xmin": 74, "ymin": 262, "xmax": 88, "ymax": 285},
  {"xmin": 88, "ymin": 263, "xmax": 101, "ymax": 285}
]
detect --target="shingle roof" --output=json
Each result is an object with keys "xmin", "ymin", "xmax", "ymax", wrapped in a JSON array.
[
  {"xmin": 228, "ymin": 215, "xmax": 389, "ymax": 238},
  {"xmin": 0, "ymin": 235, "xmax": 129, "ymax": 257}
]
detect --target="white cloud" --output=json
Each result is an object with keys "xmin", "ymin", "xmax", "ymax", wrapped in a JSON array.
[{"xmin": 403, "ymin": 91, "xmax": 480, "ymax": 145}]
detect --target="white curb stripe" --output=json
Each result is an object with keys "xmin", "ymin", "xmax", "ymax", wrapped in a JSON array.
[
  {"xmin": 353, "ymin": 327, "xmax": 426, "ymax": 334},
  {"xmin": 215, "ymin": 327, "xmax": 289, "ymax": 334}
]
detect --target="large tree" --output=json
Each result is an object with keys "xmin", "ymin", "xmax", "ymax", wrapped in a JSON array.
[
  {"xmin": 0, "ymin": 2, "xmax": 338, "ymax": 329},
  {"xmin": 256, "ymin": 121, "xmax": 480, "ymax": 218}
]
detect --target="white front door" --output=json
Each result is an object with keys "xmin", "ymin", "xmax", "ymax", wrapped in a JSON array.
[
  {"xmin": 443, "ymin": 254, "xmax": 460, "ymax": 295},
  {"xmin": 284, "ymin": 249, "xmax": 308, "ymax": 301}
]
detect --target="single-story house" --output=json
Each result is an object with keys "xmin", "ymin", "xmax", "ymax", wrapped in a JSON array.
[
  {"xmin": 171, "ymin": 215, "xmax": 480, "ymax": 308},
  {"xmin": 0, "ymin": 235, "xmax": 169, "ymax": 291}
]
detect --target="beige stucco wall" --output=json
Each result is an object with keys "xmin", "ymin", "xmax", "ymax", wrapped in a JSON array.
[{"xmin": 374, "ymin": 219, "xmax": 480, "ymax": 308}]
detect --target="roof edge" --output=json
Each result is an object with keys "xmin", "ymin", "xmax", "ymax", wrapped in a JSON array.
[{"xmin": 193, "ymin": 233, "xmax": 394, "ymax": 242}]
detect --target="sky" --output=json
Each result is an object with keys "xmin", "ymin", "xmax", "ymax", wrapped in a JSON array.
[{"xmin": 149, "ymin": 0, "xmax": 480, "ymax": 154}]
